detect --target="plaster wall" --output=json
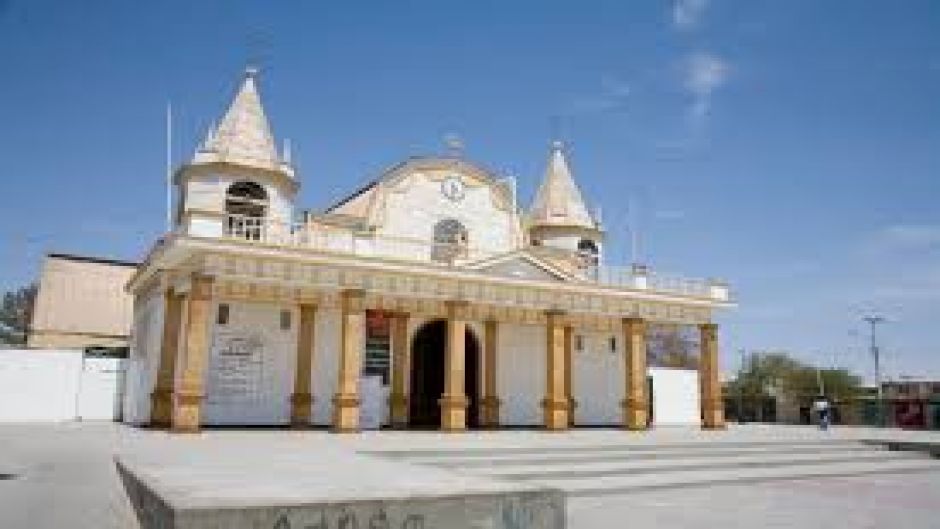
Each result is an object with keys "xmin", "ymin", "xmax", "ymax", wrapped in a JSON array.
[
  {"xmin": 123, "ymin": 291, "xmax": 165, "ymax": 425},
  {"xmin": 202, "ymin": 301, "xmax": 297, "ymax": 425},
  {"xmin": 376, "ymin": 171, "xmax": 516, "ymax": 259},
  {"xmin": 572, "ymin": 330, "xmax": 624, "ymax": 425},
  {"xmin": 497, "ymin": 323, "xmax": 546, "ymax": 426}
]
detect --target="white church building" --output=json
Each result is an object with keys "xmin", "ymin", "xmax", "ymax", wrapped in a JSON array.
[{"xmin": 123, "ymin": 69, "xmax": 733, "ymax": 432}]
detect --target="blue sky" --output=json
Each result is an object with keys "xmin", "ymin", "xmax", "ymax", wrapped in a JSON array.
[{"xmin": 1, "ymin": 1, "xmax": 938, "ymax": 380}]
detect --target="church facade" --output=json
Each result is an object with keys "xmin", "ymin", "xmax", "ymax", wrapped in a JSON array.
[{"xmin": 123, "ymin": 69, "xmax": 733, "ymax": 432}]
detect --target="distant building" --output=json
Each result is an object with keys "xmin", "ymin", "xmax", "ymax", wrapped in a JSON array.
[
  {"xmin": 882, "ymin": 379, "xmax": 940, "ymax": 429},
  {"xmin": 28, "ymin": 253, "xmax": 137, "ymax": 351}
]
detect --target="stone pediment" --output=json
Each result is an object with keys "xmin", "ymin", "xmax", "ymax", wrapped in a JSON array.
[{"xmin": 467, "ymin": 252, "xmax": 571, "ymax": 282}]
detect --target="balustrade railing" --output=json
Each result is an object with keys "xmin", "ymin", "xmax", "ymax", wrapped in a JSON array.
[{"xmin": 215, "ymin": 214, "xmax": 730, "ymax": 301}]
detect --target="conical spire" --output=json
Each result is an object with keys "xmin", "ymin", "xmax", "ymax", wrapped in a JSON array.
[
  {"xmin": 528, "ymin": 141, "xmax": 596, "ymax": 229},
  {"xmin": 193, "ymin": 67, "xmax": 291, "ymax": 176}
]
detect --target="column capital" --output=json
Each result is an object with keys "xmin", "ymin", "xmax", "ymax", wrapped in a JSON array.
[
  {"xmin": 622, "ymin": 316, "xmax": 645, "ymax": 326},
  {"xmin": 545, "ymin": 309, "xmax": 567, "ymax": 320},
  {"xmin": 699, "ymin": 322, "xmax": 719, "ymax": 339},
  {"xmin": 445, "ymin": 299, "xmax": 470, "ymax": 319},
  {"xmin": 189, "ymin": 273, "xmax": 214, "ymax": 301},
  {"xmin": 340, "ymin": 289, "xmax": 366, "ymax": 312},
  {"xmin": 389, "ymin": 310, "xmax": 410, "ymax": 320}
]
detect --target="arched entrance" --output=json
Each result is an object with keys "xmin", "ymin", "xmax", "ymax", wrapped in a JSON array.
[{"xmin": 409, "ymin": 320, "xmax": 480, "ymax": 429}]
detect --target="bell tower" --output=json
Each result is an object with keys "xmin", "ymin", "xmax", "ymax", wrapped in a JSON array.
[
  {"xmin": 526, "ymin": 141, "xmax": 604, "ymax": 267},
  {"xmin": 174, "ymin": 67, "xmax": 297, "ymax": 240}
]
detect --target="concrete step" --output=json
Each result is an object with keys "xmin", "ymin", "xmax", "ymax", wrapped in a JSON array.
[
  {"xmin": 396, "ymin": 442, "xmax": 882, "ymax": 467},
  {"xmin": 369, "ymin": 439, "xmax": 866, "ymax": 460},
  {"xmin": 464, "ymin": 448, "xmax": 923, "ymax": 480},
  {"xmin": 535, "ymin": 458, "xmax": 940, "ymax": 497}
]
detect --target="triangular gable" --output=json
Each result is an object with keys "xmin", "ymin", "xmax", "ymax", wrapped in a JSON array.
[{"xmin": 466, "ymin": 251, "xmax": 573, "ymax": 282}]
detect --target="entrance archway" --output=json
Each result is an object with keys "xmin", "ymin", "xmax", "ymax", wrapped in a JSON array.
[{"xmin": 409, "ymin": 320, "xmax": 480, "ymax": 429}]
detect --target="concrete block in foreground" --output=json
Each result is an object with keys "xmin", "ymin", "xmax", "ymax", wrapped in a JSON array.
[{"xmin": 116, "ymin": 458, "xmax": 565, "ymax": 529}]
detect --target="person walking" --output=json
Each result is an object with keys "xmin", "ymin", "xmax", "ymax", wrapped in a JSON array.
[{"xmin": 813, "ymin": 396, "xmax": 831, "ymax": 430}]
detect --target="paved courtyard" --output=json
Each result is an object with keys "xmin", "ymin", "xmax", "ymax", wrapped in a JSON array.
[{"xmin": 2, "ymin": 423, "xmax": 940, "ymax": 528}]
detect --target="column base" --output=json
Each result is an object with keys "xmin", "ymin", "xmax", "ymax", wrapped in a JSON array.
[
  {"xmin": 621, "ymin": 398, "xmax": 649, "ymax": 431},
  {"xmin": 480, "ymin": 396, "xmax": 501, "ymax": 428},
  {"xmin": 541, "ymin": 398, "xmax": 570, "ymax": 431},
  {"xmin": 290, "ymin": 393, "xmax": 314, "ymax": 427},
  {"xmin": 332, "ymin": 393, "xmax": 361, "ymax": 433},
  {"xmin": 389, "ymin": 393, "xmax": 409, "ymax": 429},
  {"xmin": 149, "ymin": 388, "xmax": 173, "ymax": 428},
  {"xmin": 171, "ymin": 391, "xmax": 204, "ymax": 433},
  {"xmin": 702, "ymin": 404, "xmax": 726, "ymax": 430},
  {"xmin": 439, "ymin": 394, "xmax": 468, "ymax": 431}
]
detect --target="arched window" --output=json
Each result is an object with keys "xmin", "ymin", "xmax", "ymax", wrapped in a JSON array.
[
  {"xmin": 432, "ymin": 218, "xmax": 469, "ymax": 262},
  {"xmin": 577, "ymin": 238, "xmax": 599, "ymax": 267},
  {"xmin": 225, "ymin": 181, "xmax": 268, "ymax": 241}
]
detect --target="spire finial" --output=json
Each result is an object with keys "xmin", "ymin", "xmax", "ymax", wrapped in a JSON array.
[
  {"xmin": 551, "ymin": 139, "xmax": 564, "ymax": 151},
  {"xmin": 245, "ymin": 64, "xmax": 259, "ymax": 78}
]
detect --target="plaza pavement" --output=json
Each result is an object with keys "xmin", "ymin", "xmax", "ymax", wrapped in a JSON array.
[{"xmin": 2, "ymin": 422, "xmax": 940, "ymax": 528}]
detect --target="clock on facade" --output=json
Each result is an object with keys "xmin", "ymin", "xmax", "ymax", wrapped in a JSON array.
[{"xmin": 441, "ymin": 175, "xmax": 466, "ymax": 201}]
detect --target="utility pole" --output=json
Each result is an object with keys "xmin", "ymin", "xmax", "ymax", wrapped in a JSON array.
[
  {"xmin": 863, "ymin": 315, "xmax": 886, "ymax": 425},
  {"xmin": 738, "ymin": 349, "xmax": 746, "ymax": 423}
]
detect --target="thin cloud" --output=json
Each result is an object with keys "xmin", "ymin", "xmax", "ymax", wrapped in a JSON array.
[
  {"xmin": 872, "ymin": 224, "xmax": 940, "ymax": 251},
  {"xmin": 673, "ymin": 0, "xmax": 709, "ymax": 30},
  {"xmin": 683, "ymin": 51, "xmax": 730, "ymax": 123},
  {"xmin": 567, "ymin": 76, "xmax": 631, "ymax": 115}
]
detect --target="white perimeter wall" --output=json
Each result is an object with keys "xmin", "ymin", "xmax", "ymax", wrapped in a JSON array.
[
  {"xmin": 650, "ymin": 367, "xmax": 701, "ymax": 426},
  {"xmin": 0, "ymin": 349, "xmax": 124, "ymax": 422}
]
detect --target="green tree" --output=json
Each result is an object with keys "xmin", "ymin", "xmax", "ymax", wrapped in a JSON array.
[
  {"xmin": 726, "ymin": 350, "xmax": 863, "ymax": 417},
  {"xmin": 0, "ymin": 283, "xmax": 37, "ymax": 345}
]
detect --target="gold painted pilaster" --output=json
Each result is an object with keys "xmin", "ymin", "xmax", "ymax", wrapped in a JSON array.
[
  {"xmin": 171, "ymin": 274, "xmax": 213, "ymax": 433},
  {"xmin": 389, "ymin": 312, "xmax": 410, "ymax": 428},
  {"xmin": 622, "ymin": 317, "xmax": 649, "ymax": 430},
  {"xmin": 150, "ymin": 289, "xmax": 183, "ymax": 428},
  {"xmin": 440, "ymin": 300, "xmax": 469, "ymax": 431},
  {"xmin": 542, "ymin": 310, "xmax": 570, "ymax": 430},
  {"xmin": 332, "ymin": 289, "xmax": 366, "ymax": 432},
  {"xmin": 290, "ymin": 303, "xmax": 317, "ymax": 427},
  {"xmin": 480, "ymin": 319, "xmax": 501, "ymax": 427},
  {"xmin": 699, "ymin": 322, "xmax": 726, "ymax": 429},
  {"xmin": 564, "ymin": 325, "xmax": 577, "ymax": 426}
]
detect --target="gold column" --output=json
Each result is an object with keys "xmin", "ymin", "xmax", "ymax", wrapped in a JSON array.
[
  {"xmin": 171, "ymin": 274, "xmax": 213, "ymax": 433},
  {"xmin": 150, "ymin": 289, "xmax": 183, "ymax": 428},
  {"xmin": 480, "ymin": 319, "xmax": 501, "ymax": 427},
  {"xmin": 622, "ymin": 317, "xmax": 649, "ymax": 430},
  {"xmin": 290, "ymin": 303, "xmax": 317, "ymax": 427},
  {"xmin": 440, "ymin": 300, "xmax": 469, "ymax": 431},
  {"xmin": 389, "ymin": 312, "xmax": 410, "ymax": 428},
  {"xmin": 542, "ymin": 310, "xmax": 570, "ymax": 430},
  {"xmin": 332, "ymin": 289, "xmax": 366, "ymax": 432},
  {"xmin": 699, "ymin": 322, "xmax": 726, "ymax": 429},
  {"xmin": 564, "ymin": 325, "xmax": 575, "ymax": 427}
]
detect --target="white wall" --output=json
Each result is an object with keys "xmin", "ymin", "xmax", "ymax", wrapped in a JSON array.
[
  {"xmin": 572, "ymin": 331, "xmax": 624, "ymax": 425},
  {"xmin": 123, "ymin": 290, "xmax": 164, "ymax": 425},
  {"xmin": 377, "ymin": 171, "xmax": 516, "ymax": 258},
  {"xmin": 0, "ymin": 350, "xmax": 124, "ymax": 423},
  {"xmin": 650, "ymin": 367, "xmax": 701, "ymax": 426},
  {"xmin": 311, "ymin": 308, "xmax": 342, "ymax": 425},
  {"xmin": 203, "ymin": 301, "xmax": 297, "ymax": 425},
  {"xmin": 497, "ymin": 324, "xmax": 545, "ymax": 426}
]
